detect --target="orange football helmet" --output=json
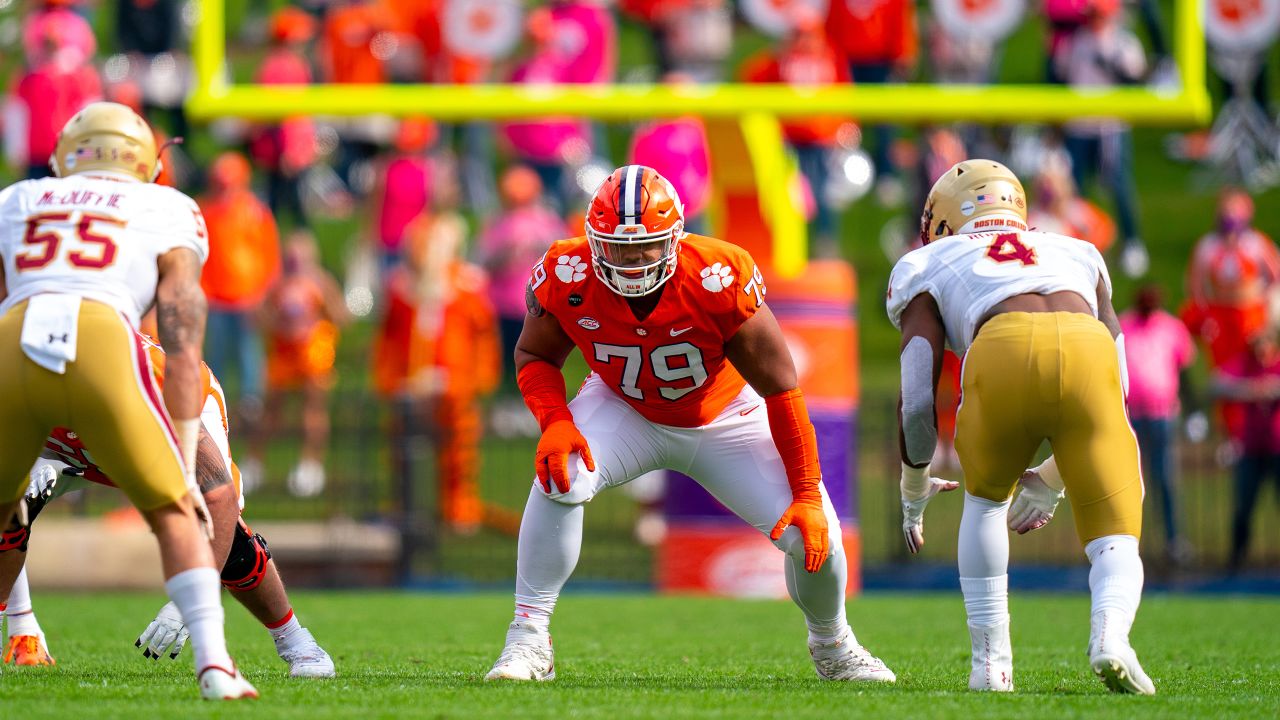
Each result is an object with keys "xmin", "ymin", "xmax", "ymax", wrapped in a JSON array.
[{"xmin": 584, "ymin": 165, "xmax": 685, "ymax": 297}]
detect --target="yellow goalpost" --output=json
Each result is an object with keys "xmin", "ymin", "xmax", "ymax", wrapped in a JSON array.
[{"xmin": 185, "ymin": 0, "xmax": 1210, "ymax": 275}]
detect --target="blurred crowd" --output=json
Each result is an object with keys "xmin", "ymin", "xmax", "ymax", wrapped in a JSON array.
[{"xmin": 2, "ymin": 0, "xmax": 1276, "ymax": 563}]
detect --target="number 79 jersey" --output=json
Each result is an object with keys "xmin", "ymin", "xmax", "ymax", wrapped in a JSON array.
[
  {"xmin": 886, "ymin": 229, "xmax": 1112, "ymax": 354},
  {"xmin": 530, "ymin": 234, "xmax": 766, "ymax": 428},
  {"xmin": 0, "ymin": 175, "xmax": 208, "ymax": 328}
]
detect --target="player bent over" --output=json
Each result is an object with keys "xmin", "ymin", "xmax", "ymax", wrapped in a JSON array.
[
  {"xmin": 888, "ymin": 160, "xmax": 1154, "ymax": 694},
  {"xmin": 485, "ymin": 165, "xmax": 894, "ymax": 683},
  {"xmin": 0, "ymin": 335, "xmax": 334, "ymax": 678},
  {"xmin": 0, "ymin": 102, "xmax": 254, "ymax": 699}
]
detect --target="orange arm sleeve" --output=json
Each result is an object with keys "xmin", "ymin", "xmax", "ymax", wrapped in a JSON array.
[
  {"xmin": 765, "ymin": 388, "xmax": 822, "ymax": 502},
  {"xmin": 517, "ymin": 361, "xmax": 573, "ymax": 431}
]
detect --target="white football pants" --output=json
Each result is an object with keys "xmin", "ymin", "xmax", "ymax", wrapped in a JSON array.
[{"xmin": 513, "ymin": 375, "xmax": 849, "ymax": 638}]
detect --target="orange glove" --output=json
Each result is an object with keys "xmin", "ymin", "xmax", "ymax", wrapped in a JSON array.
[
  {"xmin": 765, "ymin": 388, "xmax": 829, "ymax": 573},
  {"xmin": 771, "ymin": 496, "xmax": 829, "ymax": 573},
  {"xmin": 534, "ymin": 419, "xmax": 596, "ymax": 494}
]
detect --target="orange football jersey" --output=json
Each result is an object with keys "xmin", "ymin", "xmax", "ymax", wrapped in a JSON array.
[{"xmin": 530, "ymin": 234, "xmax": 766, "ymax": 428}]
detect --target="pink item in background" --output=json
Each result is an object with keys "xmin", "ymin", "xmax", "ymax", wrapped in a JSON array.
[
  {"xmin": 1120, "ymin": 309, "xmax": 1195, "ymax": 419},
  {"xmin": 23, "ymin": 7, "xmax": 96, "ymax": 69},
  {"xmin": 378, "ymin": 156, "xmax": 433, "ymax": 252},
  {"xmin": 477, "ymin": 204, "xmax": 568, "ymax": 318},
  {"xmin": 501, "ymin": 57, "xmax": 591, "ymax": 163},
  {"xmin": 544, "ymin": 1, "xmax": 616, "ymax": 84},
  {"xmin": 629, "ymin": 118, "xmax": 711, "ymax": 220}
]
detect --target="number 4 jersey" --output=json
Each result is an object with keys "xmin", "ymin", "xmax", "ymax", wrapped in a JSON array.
[
  {"xmin": 886, "ymin": 229, "xmax": 1112, "ymax": 354},
  {"xmin": 530, "ymin": 234, "xmax": 766, "ymax": 428},
  {"xmin": 0, "ymin": 175, "xmax": 209, "ymax": 327}
]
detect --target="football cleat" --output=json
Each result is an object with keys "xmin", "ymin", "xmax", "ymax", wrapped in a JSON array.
[
  {"xmin": 3, "ymin": 635, "xmax": 55, "ymax": 666},
  {"xmin": 968, "ymin": 622, "xmax": 1013, "ymax": 692},
  {"xmin": 1088, "ymin": 611, "xmax": 1155, "ymax": 695},
  {"xmin": 485, "ymin": 621, "xmax": 555, "ymax": 681},
  {"xmin": 808, "ymin": 627, "xmax": 896, "ymax": 682},
  {"xmin": 198, "ymin": 664, "xmax": 260, "ymax": 700},
  {"xmin": 276, "ymin": 628, "xmax": 336, "ymax": 678}
]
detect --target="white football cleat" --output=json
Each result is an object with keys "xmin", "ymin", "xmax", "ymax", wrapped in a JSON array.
[
  {"xmin": 198, "ymin": 664, "xmax": 259, "ymax": 700},
  {"xmin": 485, "ymin": 621, "xmax": 555, "ymax": 681},
  {"xmin": 1088, "ymin": 611, "xmax": 1155, "ymax": 695},
  {"xmin": 276, "ymin": 628, "xmax": 336, "ymax": 678},
  {"xmin": 808, "ymin": 627, "xmax": 896, "ymax": 682},
  {"xmin": 968, "ymin": 622, "xmax": 1014, "ymax": 692}
]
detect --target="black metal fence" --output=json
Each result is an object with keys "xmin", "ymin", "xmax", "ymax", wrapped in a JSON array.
[{"xmin": 57, "ymin": 390, "xmax": 1279, "ymax": 585}]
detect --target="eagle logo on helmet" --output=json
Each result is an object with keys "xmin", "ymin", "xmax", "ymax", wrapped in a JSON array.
[
  {"xmin": 919, "ymin": 160, "xmax": 1027, "ymax": 245},
  {"xmin": 584, "ymin": 165, "xmax": 686, "ymax": 297},
  {"xmin": 49, "ymin": 102, "xmax": 161, "ymax": 183}
]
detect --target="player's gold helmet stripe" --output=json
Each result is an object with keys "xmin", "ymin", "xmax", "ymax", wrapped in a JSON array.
[
  {"xmin": 920, "ymin": 159, "xmax": 1027, "ymax": 245},
  {"xmin": 50, "ymin": 102, "xmax": 161, "ymax": 183}
]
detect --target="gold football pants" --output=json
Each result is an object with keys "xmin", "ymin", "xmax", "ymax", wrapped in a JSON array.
[
  {"xmin": 956, "ymin": 311, "xmax": 1143, "ymax": 543},
  {"xmin": 0, "ymin": 299, "xmax": 189, "ymax": 510}
]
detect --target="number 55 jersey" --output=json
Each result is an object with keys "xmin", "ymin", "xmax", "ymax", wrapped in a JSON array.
[
  {"xmin": 530, "ymin": 233, "xmax": 766, "ymax": 428},
  {"xmin": 886, "ymin": 229, "xmax": 1112, "ymax": 354},
  {"xmin": 0, "ymin": 175, "xmax": 209, "ymax": 328}
]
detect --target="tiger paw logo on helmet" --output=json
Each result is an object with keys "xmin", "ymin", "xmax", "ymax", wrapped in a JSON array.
[
  {"xmin": 556, "ymin": 255, "xmax": 588, "ymax": 283},
  {"xmin": 700, "ymin": 263, "xmax": 734, "ymax": 292}
]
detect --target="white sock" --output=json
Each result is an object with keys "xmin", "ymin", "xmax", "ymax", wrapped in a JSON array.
[
  {"xmin": 7, "ymin": 567, "xmax": 33, "ymax": 614},
  {"xmin": 958, "ymin": 492, "xmax": 1010, "ymax": 578},
  {"xmin": 786, "ymin": 544, "xmax": 851, "ymax": 644},
  {"xmin": 1086, "ymin": 534, "xmax": 1144, "ymax": 634},
  {"xmin": 5, "ymin": 567, "xmax": 43, "ymax": 640},
  {"xmin": 165, "ymin": 567, "xmax": 233, "ymax": 672},
  {"xmin": 512, "ymin": 486, "xmax": 583, "ymax": 633},
  {"xmin": 267, "ymin": 610, "xmax": 303, "ymax": 649},
  {"xmin": 961, "ymin": 576, "xmax": 1009, "ymax": 628}
]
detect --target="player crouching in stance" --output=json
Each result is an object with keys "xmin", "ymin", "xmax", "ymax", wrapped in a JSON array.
[
  {"xmin": 485, "ymin": 165, "xmax": 894, "ymax": 683},
  {"xmin": 888, "ymin": 160, "xmax": 1154, "ymax": 695},
  {"xmin": 0, "ymin": 102, "xmax": 254, "ymax": 699},
  {"xmin": 0, "ymin": 334, "xmax": 334, "ymax": 678}
]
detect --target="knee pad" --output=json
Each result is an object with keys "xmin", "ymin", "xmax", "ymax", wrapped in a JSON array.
[
  {"xmin": 221, "ymin": 520, "xmax": 272, "ymax": 591},
  {"xmin": 1, "ymin": 525, "xmax": 29, "ymax": 553}
]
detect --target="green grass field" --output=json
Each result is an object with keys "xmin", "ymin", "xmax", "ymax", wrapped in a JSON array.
[{"xmin": 2, "ymin": 592, "xmax": 1277, "ymax": 718}]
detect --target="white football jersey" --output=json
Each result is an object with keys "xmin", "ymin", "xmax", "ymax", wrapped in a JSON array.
[
  {"xmin": 886, "ymin": 228, "xmax": 1112, "ymax": 353},
  {"xmin": 0, "ymin": 174, "xmax": 208, "ymax": 327}
]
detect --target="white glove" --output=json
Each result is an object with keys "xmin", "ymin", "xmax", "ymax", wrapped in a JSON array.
[
  {"xmin": 17, "ymin": 462, "xmax": 60, "ymax": 527},
  {"xmin": 135, "ymin": 601, "xmax": 190, "ymax": 660},
  {"xmin": 900, "ymin": 463, "xmax": 959, "ymax": 554},
  {"xmin": 1007, "ymin": 458, "xmax": 1066, "ymax": 535}
]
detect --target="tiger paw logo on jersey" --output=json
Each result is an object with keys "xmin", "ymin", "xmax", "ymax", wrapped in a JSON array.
[
  {"xmin": 700, "ymin": 263, "xmax": 734, "ymax": 292},
  {"xmin": 556, "ymin": 255, "xmax": 588, "ymax": 283}
]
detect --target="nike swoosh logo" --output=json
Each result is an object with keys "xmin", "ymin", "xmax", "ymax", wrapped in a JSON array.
[
  {"xmin": 739, "ymin": 405, "xmax": 760, "ymax": 416},
  {"xmin": 670, "ymin": 327, "xmax": 693, "ymax": 336}
]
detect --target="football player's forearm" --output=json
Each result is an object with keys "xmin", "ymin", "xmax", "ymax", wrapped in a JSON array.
[
  {"xmin": 899, "ymin": 336, "xmax": 937, "ymax": 467},
  {"xmin": 764, "ymin": 389, "xmax": 822, "ymax": 501},
  {"xmin": 156, "ymin": 288, "xmax": 206, "ymax": 420},
  {"xmin": 517, "ymin": 360, "xmax": 573, "ymax": 431},
  {"xmin": 195, "ymin": 431, "xmax": 233, "ymax": 495}
]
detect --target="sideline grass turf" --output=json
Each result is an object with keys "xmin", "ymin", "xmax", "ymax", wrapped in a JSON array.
[{"xmin": 1, "ymin": 591, "xmax": 1276, "ymax": 718}]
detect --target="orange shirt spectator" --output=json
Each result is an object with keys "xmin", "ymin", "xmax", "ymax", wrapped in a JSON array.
[
  {"xmin": 739, "ymin": 18, "xmax": 851, "ymax": 146},
  {"xmin": 198, "ymin": 153, "xmax": 282, "ymax": 309},
  {"xmin": 826, "ymin": 0, "xmax": 918, "ymax": 68},
  {"xmin": 321, "ymin": 1, "xmax": 393, "ymax": 84},
  {"xmin": 1183, "ymin": 189, "xmax": 1280, "ymax": 368}
]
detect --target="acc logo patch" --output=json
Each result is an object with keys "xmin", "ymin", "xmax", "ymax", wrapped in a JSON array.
[
  {"xmin": 556, "ymin": 255, "xmax": 588, "ymax": 283},
  {"xmin": 577, "ymin": 317, "xmax": 600, "ymax": 330},
  {"xmin": 700, "ymin": 263, "xmax": 734, "ymax": 292}
]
